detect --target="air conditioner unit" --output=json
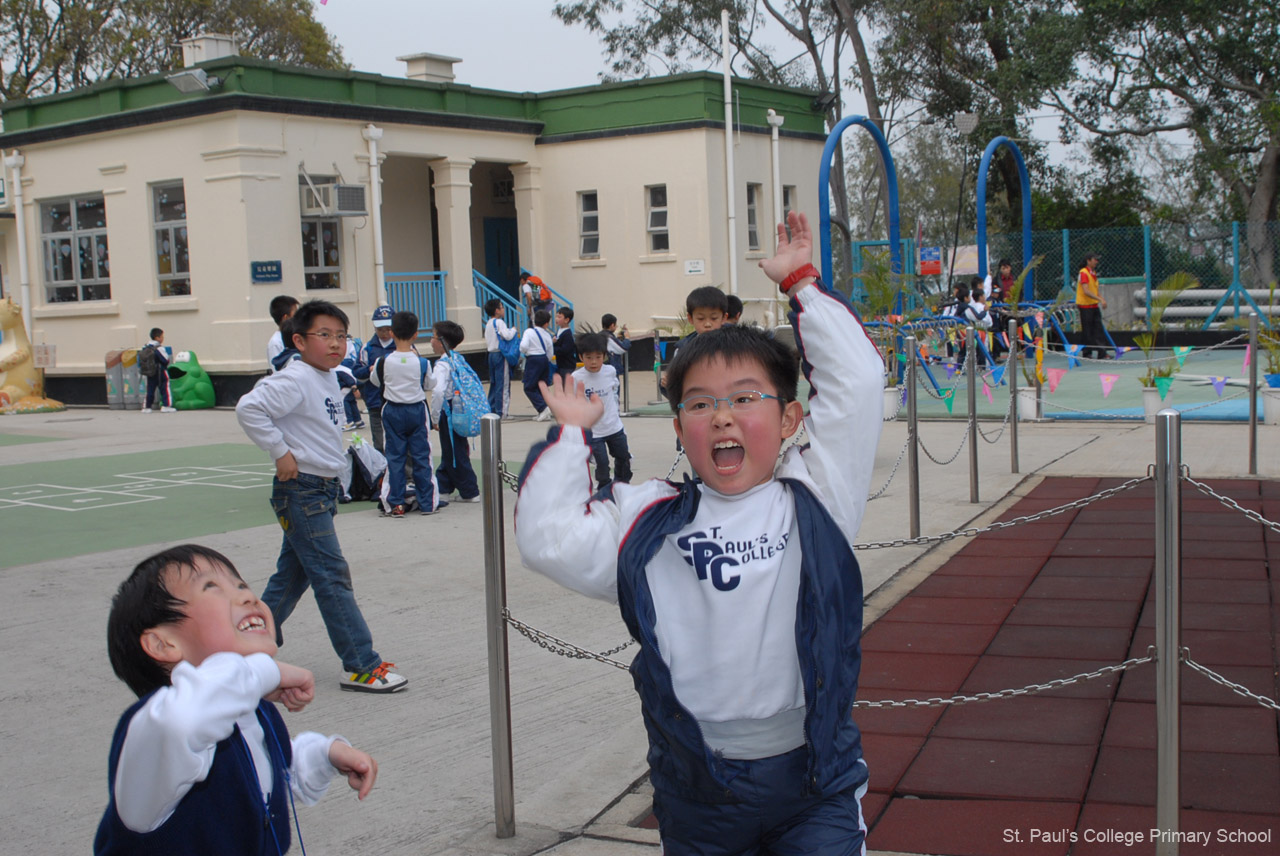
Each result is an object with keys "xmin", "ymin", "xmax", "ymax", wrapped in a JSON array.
[{"xmin": 299, "ymin": 183, "xmax": 367, "ymax": 217}]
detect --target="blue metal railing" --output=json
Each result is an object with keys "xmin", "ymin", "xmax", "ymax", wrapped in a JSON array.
[
  {"xmin": 385, "ymin": 271, "xmax": 447, "ymax": 338},
  {"xmin": 473, "ymin": 270, "xmax": 528, "ymax": 331}
]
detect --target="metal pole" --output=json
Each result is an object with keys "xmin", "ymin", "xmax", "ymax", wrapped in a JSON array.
[
  {"xmin": 1008, "ymin": 318, "xmax": 1019, "ymax": 473},
  {"xmin": 905, "ymin": 335, "xmax": 920, "ymax": 538},
  {"xmin": 967, "ymin": 325, "xmax": 979, "ymax": 502},
  {"xmin": 481, "ymin": 414, "xmax": 515, "ymax": 838},
  {"xmin": 1154, "ymin": 409, "xmax": 1182, "ymax": 856},
  {"xmin": 620, "ymin": 366, "xmax": 632, "ymax": 417},
  {"xmin": 1248, "ymin": 313, "xmax": 1258, "ymax": 475}
]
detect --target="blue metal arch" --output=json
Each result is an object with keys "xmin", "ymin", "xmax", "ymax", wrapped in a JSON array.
[
  {"xmin": 975, "ymin": 136, "xmax": 1033, "ymax": 296},
  {"xmin": 818, "ymin": 116, "xmax": 902, "ymax": 300}
]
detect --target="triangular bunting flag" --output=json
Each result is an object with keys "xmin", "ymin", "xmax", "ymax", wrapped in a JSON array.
[
  {"xmin": 1021, "ymin": 323, "xmax": 1032, "ymax": 340},
  {"xmin": 945, "ymin": 363, "xmax": 957, "ymax": 379},
  {"xmin": 982, "ymin": 382, "xmax": 993, "ymax": 404},
  {"xmin": 659, "ymin": 342, "xmax": 668, "ymax": 359},
  {"xmin": 1154, "ymin": 375, "xmax": 1174, "ymax": 400},
  {"xmin": 1100, "ymin": 374, "xmax": 1119, "ymax": 398},
  {"xmin": 942, "ymin": 389, "xmax": 955, "ymax": 413},
  {"xmin": 1173, "ymin": 346, "xmax": 1193, "ymax": 367},
  {"xmin": 1243, "ymin": 345, "xmax": 1252, "ymax": 370},
  {"xmin": 1034, "ymin": 311, "xmax": 1045, "ymax": 326},
  {"xmin": 1210, "ymin": 376, "xmax": 1227, "ymax": 396},
  {"xmin": 1046, "ymin": 367, "xmax": 1067, "ymax": 393},
  {"xmin": 988, "ymin": 364, "xmax": 1006, "ymax": 386},
  {"xmin": 1113, "ymin": 346, "xmax": 1129, "ymax": 359},
  {"xmin": 897, "ymin": 352, "xmax": 908, "ymax": 364},
  {"xmin": 900, "ymin": 386, "xmax": 908, "ymax": 407},
  {"xmin": 1066, "ymin": 344, "xmax": 1082, "ymax": 369}
]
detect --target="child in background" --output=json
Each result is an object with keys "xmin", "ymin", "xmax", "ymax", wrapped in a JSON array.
[
  {"xmin": 660, "ymin": 285, "xmax": 729, "ymax": 399},
  {"xmin": 266, "ymin": 295, "xmax": 299, "ymax": 373},
  {"xmin": 520, "ymin": 309, "xmax": 556, "ymax": 422},
  {"xmin": 95, "ymin": 544, "xmax": 378, "ymax": 855},
  {"xmin": 235, "ymin": 299, "xmax": 407, "ymax": 692},
  {"xmin": 484, "ymin": 299, "xmax": 517, "ymax": 417},
  {"xmin": 725, "ymin": 293, "xmax": 744, "ymax": 324},
  {"xmin": 517, "ymin": 212, "xmax": 881, "ymax": 854},
  {"xmin": 353, "ymin": 305, "xmax": 397, "ymax": 452},
  {"xmin": 554, "ymin": 307, "xmax": 577, "ymax": 383},
  {"xmin": 428, "ymin": 320, "xmax": 481, "ymax": 503},
  {"xmin": 338, "ymin": 335, "xmax": 364, "ymax": 431},
  {"xmin": 571, "ymin": 332, "xmax": 632, "ymax": 491},
  {"xmin": 602, "ymin": 313, "xmax": 631, "ymax": 378},
  {"xmin": 370, "ymin": 311, "xmax": 443, "ymax": 518},
  {"xmin": 141, "ymin": 328, "xmax": 175, "ymax": 413}
]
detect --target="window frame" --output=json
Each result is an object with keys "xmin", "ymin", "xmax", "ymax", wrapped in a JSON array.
[
  {"xmin": 578, "ymin": 190, "xmax": 600, "ymax": 259},
  {"xmin": 299, "ymin": 174, "xmax": 342, "ymax": 290},
  {"xmin": 645, "ymin": 184, "xmax": 669, "ymax": 254},
  {"xmin": 746, "ymin": 182, "xmax": 763, "ymax": 251},
  {"xmin": 152, "ymin": 181, "xmax": 191, "ymax": 297},
  {"xmin": 40, "ymin": 194, "xmax": 111, "ymax": 303}
]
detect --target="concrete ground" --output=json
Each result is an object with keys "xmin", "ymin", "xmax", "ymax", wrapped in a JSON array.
[{"xmin": 0, "ymin": 374, "xmax": 1275, "ymax": 855}]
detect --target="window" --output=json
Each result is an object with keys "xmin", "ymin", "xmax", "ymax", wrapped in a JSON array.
[
  {"xmin": 153, "ymin": 182, "xmax": 190, "ymax": 296},
  {"xmin": 645, "ymin": 184, "xmax": 669, "ymax": 253},
  {"xmin": 578, "ymin": 191, "xmax": 600, "ymax": 258},
  {"xmin": 782, "ymin": 185, "xmax": 796, "ymax": 239},
  {"xmin": 746, "ymin": 183, "xmax": 762, "ymax": 251},
  {"xmin": 41, "ymin": 195, "xmax": 110, "ymax": 302},
  {"xmin": 300, "ymin": 220, "xmax": 341, "ymax": 289}
]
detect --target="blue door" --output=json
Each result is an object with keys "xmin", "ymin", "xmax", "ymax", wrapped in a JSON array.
[{"xmin": 483, "ymin": 218, "xmax": 520, "ymax": 298}]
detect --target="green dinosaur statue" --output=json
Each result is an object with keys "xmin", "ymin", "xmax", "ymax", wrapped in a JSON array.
[{"xmin": 168, "ymin": 350, "xmax": 216, "ymax": 410}]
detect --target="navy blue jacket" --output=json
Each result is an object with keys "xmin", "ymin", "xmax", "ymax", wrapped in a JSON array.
[
  {"xmin": 354, "ymin": 335, "xmax": 397, "ymax": 410},
  {"xmin": 615, "ymin": 476, "xmax": 867, "ymax": 804},
  {"xmin": 95, "ymin": 696, "xmax": 293, "ymax": 855}
]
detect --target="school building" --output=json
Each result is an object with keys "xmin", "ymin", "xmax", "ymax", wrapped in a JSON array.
[{"xmin": 0, "ymin": 36, "xmax": 827, "ymax": 403}]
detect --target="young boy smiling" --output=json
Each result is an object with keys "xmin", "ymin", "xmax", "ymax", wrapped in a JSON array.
[
  {"xmin": 95, "ymin": 545, "xmax": 378, "ymax": 855},
  {"xmin": 515, "ymin": 212, "xmax": 883, "ymax": 854}
]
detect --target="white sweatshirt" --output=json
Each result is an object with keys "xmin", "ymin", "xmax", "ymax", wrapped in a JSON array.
[
  {"xmin": 571, "ymin": 364, "xmax": 623, "ymax": 438},
  {"xmin": 235, "ymin": 359, "xmax": 347, "ymax": 478},
  {"xmin": 520, "ymin": 326, "xmax": 554, "ymax": 357},
  {"xmin": 515, "ymin": 283, "xmax": 883, "ymax": 758},
  {"xmin": 484, "ymin": 317, "xmax": 517, "ymax": 351},
  {"xmin": 266, "ymin": 330, "xmax": 285, "ymax": 372},
  {"xmin": 373, "ymin": 351, "xmax": 431, "ymax": 406},
  {"xmin": 114, "ymin": 652, "xmax": 342, "ymax": 833}
]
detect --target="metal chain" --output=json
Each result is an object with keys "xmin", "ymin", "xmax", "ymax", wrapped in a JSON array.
[
  {"xmin": 976, "ymin": 395, "xmax": 1015, "ymax": 444},
  {"xmin": 497, "ymin": 460, "xmax": 521, "ymax": 493},
  {"xmin": 502, "ymin": 608, "xmax": 634, "ymax": 670},
  {"xmin": 868, "ymin": 434, "xmax": 910, "ymax": 501},
  {"xmin": 852, "ymin": 473, "xmax": 1153, "ymax": 550},
  {"xmin": 884, "ymin": 388, "xmax": 904, "ymax": 421},
  {"xmin": 1023, "ymin": 333, "xmax": 1248, "ymax": 366},
  {"xmin": 1181, "ymin": 474, "xmax": 1280, "ymax": 534},
  {"xmin": 855, "ymin": 653, "xmax": 1154, "ymax": 709},
  {"xmin": 1170, "ymin": 387, "xmax": 1250, "ymax": 413},
  {"xmin": 917, "ymin": 427, "xmax": 969, "ymax": 466},
  {"xmin": 665, "ymin": 448, "xmax": 686, "ymax": 480},
  {"xmin": 1181, "ymin": 650, "xmax": 1280, "ymax": 712},
  {"xmin": 1031, "ymin": 396, "xmax": 1144, "ymax": 420}
]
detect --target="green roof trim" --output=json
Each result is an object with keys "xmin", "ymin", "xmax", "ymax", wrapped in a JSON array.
[{"xmin": 0, "ymin": 55, "xmax": 826, "ymax": 144}]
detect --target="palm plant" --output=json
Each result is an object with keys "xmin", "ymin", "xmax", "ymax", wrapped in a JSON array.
[{"xmin": 1133, "ymin": 272, "xmax": 1198, "ymax": 388}]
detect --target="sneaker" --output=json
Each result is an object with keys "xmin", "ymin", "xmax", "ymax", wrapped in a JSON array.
[
  {"xmin": 140, "ymin": 407, "xmax": 153, "ymax": 413},
  {"xmin": 420, "ymin": 499, "xmax": 450, "ymax": 515},
  {"xmin": 386, "ymin": 504, "xmax": 406, "ymax": 518},
  {"xmin": 456, "ymin": 494, "xmax": 481, "ymax": 503},
  {"xmin": 535, "ymin": 408, "xmax": 552, "ymax": 422},
  {"xmin": 160, "ymin": 406, "xmax": 177, "ymax": 413},
  {"xmin": 339, "ymin": 662, "xmax": 407, "ymax": 694},
  {"xmin": 343, "ymin": 421, "xmax": 359, "ymax": 431}
]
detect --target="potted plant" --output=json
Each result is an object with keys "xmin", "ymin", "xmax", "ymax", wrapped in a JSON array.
[
  {"xmin": 1134, "ymin": 272, "xmax": 1198, "ymax": 421},
  {"xmin": 853, "ymin": 249, "xmax": 913, "ymax": 419},
  {"xmin": 1260, "ymin": 282, "xmax": 1280, "ymax": 424},
  {"xmin": 1002, "ymin": 258, "xmax": 1044, "ymax": 420}
]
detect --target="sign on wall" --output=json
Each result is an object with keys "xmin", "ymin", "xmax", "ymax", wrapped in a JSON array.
[
  {"xmin": 251, "ymin": 261, "xmax": 283, "ymax": 283},
  {"xmin": 919, "ymin": 246, "xmax": 942, "ymax": 276},
  {"xmin": 684, "ymin": 259, "xmax": 705, "ymax": 275},
  {"xmin": 33, "ymin": 344, "xmax": 57, "ymax": 368}
]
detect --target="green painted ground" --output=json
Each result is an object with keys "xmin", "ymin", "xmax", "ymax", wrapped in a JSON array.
[{"xmin": 0, "ymin": 432, "xmax": 59, "ymax": 446}]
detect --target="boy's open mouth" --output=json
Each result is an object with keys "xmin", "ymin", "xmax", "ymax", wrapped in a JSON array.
[
  {"xmin": 237, "ymin": 615, "xmax": 268, "ymax": 633},
  {"xmin": 712, "ymin": 440, "xmax": 744, "ymax": 471}
]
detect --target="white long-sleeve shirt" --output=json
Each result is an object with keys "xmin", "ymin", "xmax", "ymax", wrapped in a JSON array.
[
  {"xmin": 266, "ymin": 330, "xmax": 285, "ymax": 372},
  {"xmin": 428, "ymin": 355, "xmax": 454, "ymax": 426},
  {"xmin": 114, "ymin": 652, "xmax": 342, "ymax": 833},
  {"xmin": 515, "ymin": 284, "xmax": 882, "ymax": 757},
  {"xmin": 519, "ymin": 326, "xmax": 554, "ymax": 357},
  {"xmin": 235, "ymin": 358, "xmax": 347, "ymax": 478},
  {"xmin": 571, "ymin": 364, "xmax": 623, "ymax": 437},
  {"xmin": 484, "ymin": 317, "xmax": 517, "ymax": 351}
]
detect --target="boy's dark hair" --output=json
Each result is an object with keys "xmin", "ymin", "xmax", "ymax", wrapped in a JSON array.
[
  {"xmin": 484, "ymin": 298, "xmax": 502, "ymax": 317},
  {"xmin": 108, "ymin": 545, "xmax": 243, "ymax": 698},
  {"xmin": 519, "ymin": 272, "xmax": 530, "ymax": 283},
  {"xmin": 969, "ymin": 275, "xmax": 984, "ymax": 290},
  {"xmin": 665, "ymin": 324, "xmax": 799, "ymax": 414},
  {"xmin": 391, "ymin": 311, "xmax": 419, "ymax": 341},
  {"xmin": 1083, "ymin": 253, "xmax": 1099, "ymax": 265},
  {"xmin": 686, "ymin": 285, "xmax": 728, "ymax": 316},
  {"xmin": 270, "ymin": 295, "xmax": 299, "ymax": 326},
  {"xmin": 534, "ymin": 310, "xmax": 551, "ymax": 327},
  {"xmin": 433, "ymin": 319, "xmax": 464, "ymax": 350},
  {"xmin": 576, "ymin": 332, "xmax": 608, "ymax": 357},
  {"xmin": 291, "ymin": 300, "xmax": 349, "ymax": 345},
  {"xmin": 149, "ymin": 327, "xmax": 164, "ymax": 340},
  {"xmin": 557, "ymin": 306, "xmax": 574, "ymax": 321},
  {"xmin": 601, "ymin": 313, "xmax": 617, "ymax": 329},
  {"xmin": 725, "ymin": 294, "xmax": 744, "ymax": 319},
  {"xmin": 954, "ymin": 286, "xmax": 970, "ymax": 302},
  {"xmin": 997, "ymin": 258, "xmax": 1013, "ymax": 271}
]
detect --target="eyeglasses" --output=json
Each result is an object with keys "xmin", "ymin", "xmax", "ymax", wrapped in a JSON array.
[
  {"xmin": 677, "ymin": 390, "xmax": 781, "ymax": 417},
  {"xmin": 303, "ymin": 331, "xmax": 350, "ymax": 343}
]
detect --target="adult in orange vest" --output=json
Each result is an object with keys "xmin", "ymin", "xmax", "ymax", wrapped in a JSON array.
[{"xmin": 1077, "ymin": 254, "xmax": 1110, "ymax": 360}]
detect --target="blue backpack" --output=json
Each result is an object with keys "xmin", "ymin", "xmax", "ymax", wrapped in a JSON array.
[
  {"xmin": 443, "ymin": 352, "xmax": 490, "ymax": 437},
  {"xmin": 498, "ymin": 330, "xmax": 521, "ymax": 367}
]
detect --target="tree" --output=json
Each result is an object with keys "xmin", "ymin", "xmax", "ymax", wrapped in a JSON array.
[{"xmin": 1, "ymin": 0, "xmax": 344, "ymax": 103}]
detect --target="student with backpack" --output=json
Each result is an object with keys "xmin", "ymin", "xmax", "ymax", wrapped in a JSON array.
[
  {"xmin": 520, "ymin": 310, "xmax": 556, "ymax": 422},
  {"xmin": 139, "ymin": 328, "xmax": 176, "ymax": 413},
  {"xmin": 428, "ymin": 320, "xmax": 484, "ymax": 503},
  {"xmin": 483, "ymin": 299, "xmax": 518, "ymax": 418}
]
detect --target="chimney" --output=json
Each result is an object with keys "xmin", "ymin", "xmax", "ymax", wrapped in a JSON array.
[
  {"xmin": 179, "ymin": 33, "xmax": 240, "ymax": 68},
  {"xmin": 396, "ymin": 52, "xmax": 462, "ymax": 84}
]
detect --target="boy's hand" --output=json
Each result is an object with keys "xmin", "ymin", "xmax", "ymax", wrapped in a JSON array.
[
  {"xmin": 759, "ymin": 210, "xmax": 814, "ymax": 288},
  {"xmin": 275, "ymin": 451, "xmax": 299, "ymax": 482},
  {"xmin": 329, "ymin": 741, "xmax": 378, "ymax": 800},
  {"xmin": 267, "ymin": 661, "xmax": 315, "ymax": 712},
  {"xmin": 539, "ymin": 375, "xmax": 603, "ymax": 428}
]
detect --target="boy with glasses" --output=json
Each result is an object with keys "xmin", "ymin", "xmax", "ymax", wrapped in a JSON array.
[
  {"xmin": 236, "ymin": 299, "xmax": 407, "ymax": 693},
  {"xmin": 515, "ymin": 212, "xmax": 882, "ymax": 854}
]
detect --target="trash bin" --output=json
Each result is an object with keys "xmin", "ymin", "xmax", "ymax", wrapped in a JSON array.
[{"xmin": 105, "ymin": 349, "xmax": 144, "ymax": 410}]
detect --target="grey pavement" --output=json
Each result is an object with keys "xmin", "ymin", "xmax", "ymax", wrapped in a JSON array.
[{"xmin": 1, "ymin": 377, "xmax": 1276, "ymax": 856}]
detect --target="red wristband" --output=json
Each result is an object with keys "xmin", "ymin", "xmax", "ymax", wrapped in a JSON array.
[{"xmin": 779, "ymin": 264, "xmax": 820, "ymax": 294}]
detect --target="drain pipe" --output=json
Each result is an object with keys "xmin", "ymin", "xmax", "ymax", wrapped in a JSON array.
[
  {"xmin": 3, "ymin": 151, "xmax": 32, "ymax": 336},
  {"xmin": 362, "ymin": 125, "xmax": 387, "ymax": 306},
  {"xmin": 721, "ymin": 9, "xmax": 738, "ymax": 295},
  {"xmin": 766, "ymin": 110, "xmax": 784, "ymax": 251}
]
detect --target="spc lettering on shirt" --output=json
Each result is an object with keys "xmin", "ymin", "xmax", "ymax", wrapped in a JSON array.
[{"xmin": 677, "ymin": 527, "xmax": 793, "ymax": 592}]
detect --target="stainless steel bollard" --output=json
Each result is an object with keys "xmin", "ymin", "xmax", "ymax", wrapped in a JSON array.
[
  {"xmin": 966, "ymin": 326, "xmax": 978, "ymax": 503},
  {"xmin": 905, "ymin": 335, "xmax": 920, "ymax": 538},
  {"xmin": 1154, "ymin": 409, "xmax": 1182, "ymax": 855},
  {"xmin": 621, "ymin": 367, "xmax": 632, "ymax": 417},
  {"xmin": 1008, "ymin": 318, "xmax": 1019, "ymax": 474},
  {"xmin": 1248, "ymin": 313, "xmax": 1258, "ymax": 475},
  {"xmin": 481, "ymin": 414, "xmax": 515, "ymax": 838}
]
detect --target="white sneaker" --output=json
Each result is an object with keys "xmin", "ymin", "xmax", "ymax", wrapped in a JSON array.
[
  {"xmin": 535, "ymin": 408, "xmax": 552, "ymax": 422},
  {"xmin": 160, "ymin": 406, "xmax": 177, "ymax": 413},
  {"xmin": 339, "ymin": 662, "xmax": 407, "ymax": 694},
  {"xmin": 140, "ymin": 407, "xmax": 153, "ymax": 413},
  {"xmin": 456, "ymin": 494, "xmax": 481, "ymax": 503}
]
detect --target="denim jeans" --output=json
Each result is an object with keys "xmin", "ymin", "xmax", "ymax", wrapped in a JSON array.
[
  {"xmin": 262, "ymin": 474, "xmax": 381, "ymax": 673},
  {"xmin": 590, "ymin": 429, "xmax": 632, "ymax": 490},
  {"xmin": 487, "ymin": 351, "xmax": 510, "ymax": 417}
]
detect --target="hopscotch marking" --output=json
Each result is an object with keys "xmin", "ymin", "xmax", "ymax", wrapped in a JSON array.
[{"xmin": 1, "ymin": 464, "xmax": 278, "ymax": 512}]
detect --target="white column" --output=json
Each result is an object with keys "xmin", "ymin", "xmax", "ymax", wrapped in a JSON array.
[
  {"xmin": 511, "ymin": 164, "xmax": 543, "ymax": 277},
  {"xmin": 362, "ymin": 125, "xmax": 387, "ymax": 306},
  {"xmin": 429, "ymin": 156, "xmax": 482, "ymax": 333},
  {"xmin": 766, "ymin": 110, "xmax": 785, "ymax": 252},
  {"xmin": 3, "ymin": 151, "xmax": 33, "ymax": 336}
]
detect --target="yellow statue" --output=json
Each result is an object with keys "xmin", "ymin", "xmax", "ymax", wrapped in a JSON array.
[{"xmin": 0, "ymin": 296, "xmax": 64, "ymax": 413}]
